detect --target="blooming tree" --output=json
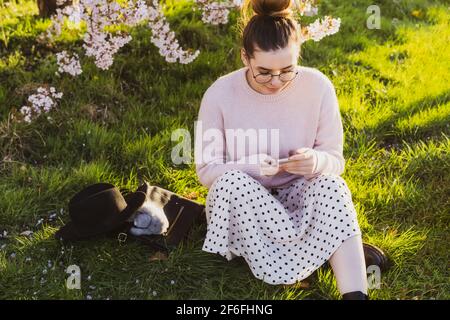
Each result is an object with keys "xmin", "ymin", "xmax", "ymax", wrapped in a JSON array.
[
  {"xmin": 47, "ymin": 0, "xmax": 202, "ymax": 73},
  {"xmin": 20, "ymin": 0, "xmax": 341, "ymax": 123},
  {"xmin": 47, "ymin": 0, "xmax": 341, "ymax": 74}
]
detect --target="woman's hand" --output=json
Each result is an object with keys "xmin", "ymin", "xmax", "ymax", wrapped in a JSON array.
[
  {"xmin": 259, "ymin": 155, "xmax": 282, "ymax": 176},
  {"xmin": 280, "ymin": 147, "xmax": 318, "ymax": 176}
]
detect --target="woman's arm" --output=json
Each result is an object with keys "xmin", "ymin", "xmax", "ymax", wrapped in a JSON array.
[
  {"xmin": 306, "ymin": 78, "xmax": 346, "ymax": 178},
  {"xmin": 194, "ymin": 86, "xmax": 271, "ymax": 189}
]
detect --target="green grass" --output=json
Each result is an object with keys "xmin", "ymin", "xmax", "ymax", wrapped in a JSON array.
[{"xmin": 0, "ymin": 0, "xmax": 449, "ymax": 300}]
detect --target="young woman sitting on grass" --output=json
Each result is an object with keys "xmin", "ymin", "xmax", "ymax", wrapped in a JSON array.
[{"xmin": 194, "ymin": 0, "xmax": 388, "ymax": 300}]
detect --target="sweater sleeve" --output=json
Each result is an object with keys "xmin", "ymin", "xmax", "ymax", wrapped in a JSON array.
[
  {"xmin": 306, "ymin": 78, "xmax": 346, "ymax": 178},
  {"xmin": 194, "ymin": 85, "xmax": 271, "ymax": 189}
]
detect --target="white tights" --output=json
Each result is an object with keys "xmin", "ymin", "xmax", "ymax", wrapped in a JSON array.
[{"xmin": 329, "ymin": 234, "xmax": 368, "ymax": 295}]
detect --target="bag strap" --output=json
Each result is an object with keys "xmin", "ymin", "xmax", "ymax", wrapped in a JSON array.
[
  {"xmin": 118, "ymin": 222, "xmax": 171, "ymax": 254},
  {"xmin": 163, "ymin": 199, "xmax": 185, "ymax": 237}
]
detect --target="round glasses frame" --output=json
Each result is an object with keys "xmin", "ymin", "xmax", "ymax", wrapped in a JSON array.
[{"xmin": 248, "ymin": 62, "xmax": 299, "ymax": 84}]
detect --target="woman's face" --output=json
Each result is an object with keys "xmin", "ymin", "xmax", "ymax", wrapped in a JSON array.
[{"xmin": 241, "ymin": 41, "xmax": 300, "ymax": 95}]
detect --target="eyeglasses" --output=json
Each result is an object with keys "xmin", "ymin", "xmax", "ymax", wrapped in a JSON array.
[{"xmin": 248, "ymin": 62, "xmax": 299, "ymax": 84}]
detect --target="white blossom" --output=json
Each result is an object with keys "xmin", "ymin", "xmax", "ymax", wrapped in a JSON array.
[
  {"xmin": 56, "ymin": 51, "xmax": 83, "ymax": 76},
  {"xmin": 46, "ymin": 2, "xmax": 83, "ymax": 38},
  {"xmin": 303, "ymin": 16, "xmax": 341, "ymax": 42},
  {"xmin": 148, "ymin": 0, "xmax": 200, "ymax": 64},
  {"xmin": 195, "ymin": 0, "xmax": 238, "ymax": 25},
  {"xmin": 293, "ymin": 0, "xmax": 319, "ymax": 16},
  {"xmin": 19, "ymin": 87, "xmax": 63, "ymax": 123},
  {"xmin": 81, "ymin": 0, "xmax": 135, "ymax": 70}
]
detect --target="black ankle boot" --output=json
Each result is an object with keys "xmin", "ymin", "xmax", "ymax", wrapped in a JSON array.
[{"xmin": 342, "ymin": 291, "xmax": 369, "ymax": 300}]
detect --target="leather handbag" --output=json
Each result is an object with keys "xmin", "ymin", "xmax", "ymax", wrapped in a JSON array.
[{"xmin": 119, "ymin": 182, "xmax": 206, "ymax": 253}]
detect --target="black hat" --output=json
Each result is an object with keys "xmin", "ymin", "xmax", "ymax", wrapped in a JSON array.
[{"xmin": 55, "ymin": 183, "xmax": 146, "ymax": 241}]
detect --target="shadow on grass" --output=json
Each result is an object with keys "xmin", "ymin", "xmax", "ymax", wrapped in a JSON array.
[{"xmin": 371, "ymin": 90, "xmax": 450, "ymax": 147}]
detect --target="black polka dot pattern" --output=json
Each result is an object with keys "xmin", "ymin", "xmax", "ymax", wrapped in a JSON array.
[{"xmin": 202, "ymin": 169, "xmax": 362, "ymax": 285}]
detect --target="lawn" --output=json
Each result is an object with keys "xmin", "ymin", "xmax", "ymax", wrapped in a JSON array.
[{"xmin": 0, "ymin": 0, "xmax": 448, "ymax": 299}]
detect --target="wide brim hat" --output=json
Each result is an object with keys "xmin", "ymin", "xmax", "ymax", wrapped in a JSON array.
[{"xmin": 55, "ymin": 183, "xmax": 146, "ymax": 241}]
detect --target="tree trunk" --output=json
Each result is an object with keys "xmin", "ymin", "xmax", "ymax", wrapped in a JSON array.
[{"xmin": 37, "ymin": 0, "xmax": 73, "ymax": 18}]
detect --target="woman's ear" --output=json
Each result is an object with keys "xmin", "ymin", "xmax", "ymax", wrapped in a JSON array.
[{"xmin": 241, "ymin": 49, "xmax": 249, "ymax": 67}]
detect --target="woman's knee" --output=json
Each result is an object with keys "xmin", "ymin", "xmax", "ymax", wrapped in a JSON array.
[
  {"xmin": 206, "ymin": 170, "xmax": 254, "ymax": 224},
  {"xmin": 214, "ymin": 169, "xmax": 254, "ymax": 187},
  {"xmin": 305, "ymin": 174, "xmax": 354, "ymax": 211},
  {"xmin": 306, "ymin": 174, "xmax": 348, "ymax": 191}
]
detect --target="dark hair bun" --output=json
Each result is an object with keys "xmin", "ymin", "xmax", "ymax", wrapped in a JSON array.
[{"xmin": 252, "ymin": 0, "xmax": 293, "ymax": 18}]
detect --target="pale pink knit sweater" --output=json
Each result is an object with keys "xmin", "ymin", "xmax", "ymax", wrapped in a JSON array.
[{"xmin": 194, "ymin": 65, "xmax": 345, "ymax": 189}]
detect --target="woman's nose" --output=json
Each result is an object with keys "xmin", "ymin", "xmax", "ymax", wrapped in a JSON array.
[{"xmin": 271, "ymin": 75, "xmax": 283, "ymax": 87}]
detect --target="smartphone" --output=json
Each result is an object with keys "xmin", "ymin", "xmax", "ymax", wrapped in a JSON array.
[
  {"xmin": 277, "ymin": 157, "xmax": 293, "ymax": 165},
  {"xmin": 264, "ymin": 157, "xmax": 295, "ymax": 166}
]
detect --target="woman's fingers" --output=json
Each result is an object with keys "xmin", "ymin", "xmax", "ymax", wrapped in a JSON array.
[
  {"xmin": 280, "ymin": 160, "xmax": 314, "ymax": 174},
  {"xmin": 288, "ymin": 153, "xmax": 310, "ymax": 161},
  {"xmin": 281, "ymin": 161, "xmax": 313, "ymax": 169},
  {"xmin": 289, "ymin": 147, "xmax": 311, "ymax": 156},
  {"xmin": 282, "ymin": 169, "xmax": 309, "ymax": 175}
]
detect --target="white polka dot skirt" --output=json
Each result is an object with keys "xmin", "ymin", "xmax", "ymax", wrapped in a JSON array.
[{"xmin": 202, "ymin": 169, "xmax": 362, "ymax": 285}]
